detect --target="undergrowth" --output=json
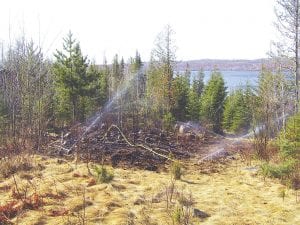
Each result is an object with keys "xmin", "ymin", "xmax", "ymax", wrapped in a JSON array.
[
  {"xmin": 0, "ymin": 155, "xmax": 34, "ymax": 178},
  {"xmin": 259, "ymin": 113, "xmax": 300, "ymax": 190},
  {"xmin": 93, "ymin": 165, "xmax": 114, "ymax": 183},
  {"xmin": 171, "ymin": 161, "xmax": 183, "ymax": 180}
]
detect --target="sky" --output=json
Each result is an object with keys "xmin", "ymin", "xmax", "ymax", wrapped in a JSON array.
[{"xmin": 0, "ymin": 0, "xmax": 276, "ymax": 63}]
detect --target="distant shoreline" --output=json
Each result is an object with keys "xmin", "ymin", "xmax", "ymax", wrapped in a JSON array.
[
  {"xmin": 187, "ymin": 69, "xmax": 261, "ymax": 72},
  {"xmin": 99, "ymin": 58, "xmax": 287, "ymax": 72},
  {"xmin": 175, "ymin": 58, "xmax": 272, "ymax": 71}
]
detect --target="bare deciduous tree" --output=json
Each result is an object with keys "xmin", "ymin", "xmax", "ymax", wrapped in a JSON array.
[
  {"xmin": 275, "ymin": 0, "xmax": 300, "ymax": 111},
  {"xmin": 0, "ymin": 38, "xmax": 52, "ymax": 151}
]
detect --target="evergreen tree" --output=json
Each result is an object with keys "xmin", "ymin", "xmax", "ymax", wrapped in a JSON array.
[
  {"xmin": 147, "ymin": 25, "xmax": 176, "ymax": 118},
  {"xmin": 99, "ymin": 58, "xmax": 109, "ymax": 106},
  {"xmin": 120, "ymin": 57, "xmax": 125, "ymax": 79},
  {"xmin": 53, "ymin": 31, "xmax": 89, "ymax": 124},
  {"xmin": 223, "ymin": 87, "xmax": 253, "ymax": 133},
  {"xmin": 200, "ymin": 69, "xmax": 226, "ymax": 133},
  {"xmin": 128, "ymin": 51, "xmax": 144, "ymax": 136},
  {"xmin": 131, "ymin": 51, "xmax": 142, "ymax": 72},
  {"xmin": 279, "ymin": 112, "xmax": 300, "ymax": 161},
  {"xmin": 192, "ymin": 69, "xmax": 205, "ymax": 96},
  {"xmin": 130, "ymin": 51, "xmax": 145, "ymax": 98},
  {"xmin": 109, "ymin": 54, "xmax": 126, "ymax": 126},
  {"xmin": 146, "ymin": 57, "xmax": 166, "ymax": 117},
  {"xmin": 187, "ymin": 88, "xmax": 200, "ymax": 121},
  {"xmin": 84, "ymin": 62, "xmax": 108, "ymax": 116},
  {"xmin": 187, "ymin": 69, "xmax": 204, "ymax": 121},
  {"xmin": 172, "ymin": 74, "xmax": 190, "ymax": 121},
  {"xmin": 265, "ymin": 112, "xmax": 300, "ymax": 187}
]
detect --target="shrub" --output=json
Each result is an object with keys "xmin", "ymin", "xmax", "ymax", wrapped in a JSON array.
[
  {"xmin": 172, "ymin": 207, "xmax": 182, "ymax": 225},
  {"xmin": 272, "ymin": 113, "xmax": 300, "ymax": 188},
  {"xmin": 163, "ymin": 112, "xmax": 175, "ymax": 131},
  {"xmin": 223, "ymin": 87, "xmax": 252, "ymax": 134},
  {"xmin": 171, "ymin": 161, "xmax": 183, "ymax": 180},
  {"xmin": 93, "ymin": 165, "xmax": 114, "ymax": 183},
  {"xmin": 174, "ymin": 191, "xmax": 195, "ymax": 225},
  {"xmin": 260, "ymin": 162, "xmax": 271, "ymax": 181},
  {"xmin": 260, "ymin": 159, "xmax": 296, "ymax": 184},
  {"xmin": 0, "ymin": 155, "xmax": 33, "ymax": 178},
  {"xmin": 269, "ymin": 160, "xmax": 295, "ymax": 179},
  {"xmin": 279, "ymin": 188, "xmax": 286, "ymax": 202},
  {"xmin": 260, "ymin": 113, "xmax": 300, "ymax": 189}
]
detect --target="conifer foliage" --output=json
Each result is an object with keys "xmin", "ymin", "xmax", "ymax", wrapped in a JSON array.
[
  {"xmin": 223, "ymin": 86, "xmax": 253, "ymax": 133},
  {"xmin": 53, "ymin": 31, "xmax": 92, "ymax": 124},
  {"xmin": 187, "ymin": 70, "xmax": 204, "ymax": 121},
  {"xmin": 200, "ymin": 70, "xmax": 227, "ymax": 133},
  {"xmin": 171, "ymin": 74, "xmax": 190, "ymax": 121}
]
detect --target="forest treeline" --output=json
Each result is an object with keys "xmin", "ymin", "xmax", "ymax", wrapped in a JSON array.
[
  {"xmin": 0, "ymin": 21, "xmax": 299, "ymax": 187},
  {"xmin": 0, "ymin": 27, "xmax": 252, "ymax": 146},
  {"xmin": 0, "ymin": 26, "xmax": 298, "ymax": 145}
]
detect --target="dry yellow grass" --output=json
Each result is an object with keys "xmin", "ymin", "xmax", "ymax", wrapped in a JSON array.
[{"xmin": 0, "ymin": 155, "xmax": 299, "ymax": 225}]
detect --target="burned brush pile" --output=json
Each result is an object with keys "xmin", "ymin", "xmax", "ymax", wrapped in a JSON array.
[{"xmin": 47, "ymin": 123, "xmax": 205, "ymax": 171}]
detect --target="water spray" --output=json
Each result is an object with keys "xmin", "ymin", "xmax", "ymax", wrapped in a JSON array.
[
  {"xmin": 66, "ymin": 67, "xmax": 144, "ymax": 154},
  {"xmin": 198, "ymin": 113, "xmax": 290, "ymax": 162}
]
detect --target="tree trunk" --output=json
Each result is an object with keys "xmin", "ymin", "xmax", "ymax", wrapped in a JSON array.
[{"xmin": 296, "ymin": 0, "xmax": 300, "ymax": 111}]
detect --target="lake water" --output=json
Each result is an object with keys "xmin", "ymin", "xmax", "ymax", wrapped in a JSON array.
[{"xmin": 190, "ymin": 70, "xmax": 259, "ymax": 90}]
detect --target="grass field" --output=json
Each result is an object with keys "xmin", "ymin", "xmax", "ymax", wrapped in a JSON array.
[{"xmin": 0, "ymin": 155, "xmax": 299, "ymax": 225}]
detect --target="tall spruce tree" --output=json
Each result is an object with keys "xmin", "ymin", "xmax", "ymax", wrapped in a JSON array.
[
  {"xmin": 223, "ymin": 87, "xmax": 253, "ymax": 133},
  {"xmin": 84, "ymin": 62, "xmax": 108, "ymax": 116},
  {"xmin": 200, "ymin": 69, "xmax": 226, "ymax": 133},
  {"xmin": 53, "ymin": 31, "xmax": 89, "ymax": 124},
  {"xmin": 128, "ymin": 51, "xmax": 144, "ymax": 137},
  {"xmin": 192, "ymin": 69, "xmax": 205, "ymax": 96},
  {"xmin": 130, "ymin": 51, "xmax": 144, "ymax": 98},
  {"xmin": 187, "ymin": 70, "xmax": 205, "ymax": 121},
  {"xmin": 147, "ymin": 25, "xmax": 176, "ymax": 117},
  {"xmin": 172, "ymin": 74, "xmax": 190, "ymax": 121}
]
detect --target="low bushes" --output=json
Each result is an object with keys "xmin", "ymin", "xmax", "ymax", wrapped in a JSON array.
[
  {"xmin": 0, "ymin": 155, "xmax": 33, "ymax": 178},
  {"xmin": 171, "ymin": 161, "xmax": 183, "ymax": 180},
  {"xmin": 260, "ymin": 113, "xmax": 300, "ymax": 189},
  {"xmin": 93, "ymin": 165, "xmax": 114, "ymax": 183}
]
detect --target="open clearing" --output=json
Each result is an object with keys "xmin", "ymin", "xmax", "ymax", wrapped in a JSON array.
[{"xmin": 0, "ymin": 155, "xmax": 299, "ymax": 225}]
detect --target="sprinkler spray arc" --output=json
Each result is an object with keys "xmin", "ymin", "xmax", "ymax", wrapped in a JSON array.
[
  {"xmin": 198, "ymin": 113, "xmax": 290, "ymax": 162},
  {"xmin": 64, "ymin": 67, "xmax": 174, "ymax": 162},
  {"xmin": 66, "ymin": 67, "xmax": 144, "ymax": 154}
]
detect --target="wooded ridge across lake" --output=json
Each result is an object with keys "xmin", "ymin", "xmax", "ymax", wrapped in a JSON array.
[
  {"xmin": 100, "ymin": 58, "xmax": 287, "ymax": 72},
  {"xmin": 176, "ymin": 58, "xmax": 272, "ymax": 71}
]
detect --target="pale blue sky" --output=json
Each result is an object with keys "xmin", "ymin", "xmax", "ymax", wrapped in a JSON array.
[{"xmin": 0, "ymin": 0, "xmax": 276, "ymax": 63}]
